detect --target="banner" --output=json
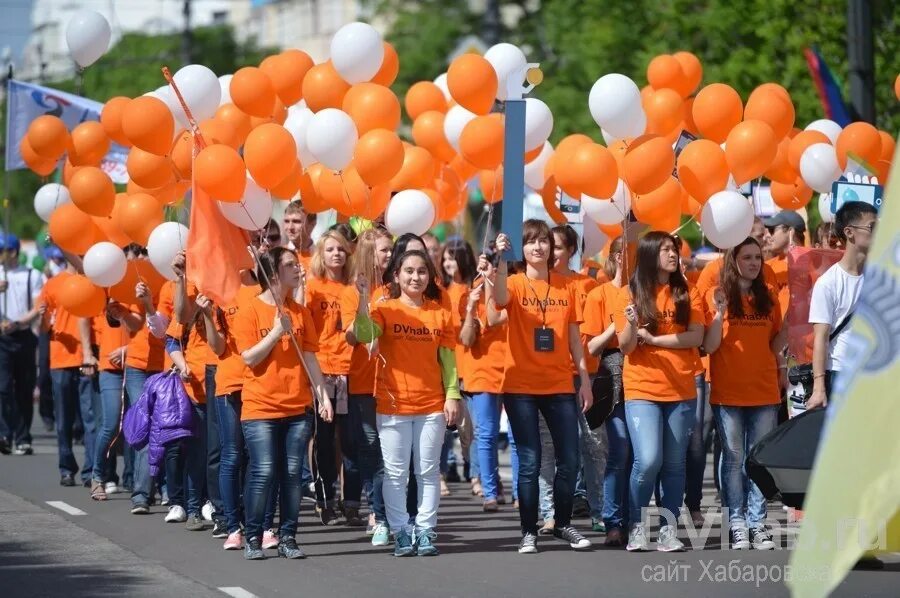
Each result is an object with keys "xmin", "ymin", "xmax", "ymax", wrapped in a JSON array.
[{"xmin": 4, "ymin": 79, "xmax": 128, "ymax": 183}]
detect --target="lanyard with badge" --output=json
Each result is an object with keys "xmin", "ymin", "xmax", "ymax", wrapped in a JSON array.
[{"xmin": 524, "ymin": 273, "xmax": 554, "ymax": 352}]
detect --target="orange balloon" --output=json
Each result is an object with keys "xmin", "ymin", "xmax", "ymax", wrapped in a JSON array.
[
  {"xmin": 540, "ymin": 176, "xmax": 566, "ymax": 225},
  {"xmin": 169, "ymin": 130, "xmax": 193, "ymax": 179},
  {"xmin": 20, "ymin": 137, "xmax": 58, "ymax": 176},
  {"xmin": 195, "ymin": 144, "xmax": 247, "ymax": 201},
  {"xmin": 479, "ymin": 168, "xmax": 504, "ymax": 204},
  {"xmin": 644, "ymin": 88, "xmax": 685, "ymax": 135},
  {"xmin": 69, "ymin": 121, "xmax": 110, "ymax": 166},
  {"xmin": 355, "ymin": 129, "xmax": 405, "ymax": 187},
  {"xmin": 297, "ymin": 165, "xmax": 330, "ymax": 213},
  {"xmin": 459, "ymin": 115, "xmax": 504, "ymax": 170},
  {"xmin": 673, "ymin": 51, "xmax": 703, "ymax": 96},
  {"xmin": 745, "ymin": 85, "xmax": 795, "ymax": 139},
  {"xmin": 100, "ymin": 96, "xmax": 132, "ymax": 147},
  {"xmin": 215, "ymin": 104, "xmax": 252, "ymax": 145},
  {"xmin": 110, "ymin": 260, "xmax": 166, "ymax": 303},
  {"xmin": 62, "ymin": 159, "xmax": 83, "ymax": 186},
  {"xmin": 93, "ymin": 206, "xmax": 131, "ymax": 248},
  {"xmin": 606, "ymin": 138, "xmax": 631, "ymax": 173},
  {"xmin": 878, "ymin": 130, "xmax": 895, "ymax": 162},
  {"xmin": 556, "ymin": 143, "xmax": 618, "ymax": 199},
  {"xmin": 692, "ymin": 84, "xmax": 743, "ymax": 143},
  {"xmin": 26, "ymin": 115, "xmax": 70, "ymax": 159},
  {"xmin": 771, "ymin": 177, "xmax": 813, "ymax": 210},
  {"xmin": 623, "ymin": 135, "xmax": 676, "ymax": 195},
  {"xmin": 230, "ymin": 67, "xmax": 276, "ymax": 118},
  {"xmin": 261, "ymin": 49, "xmax": 314, "ymax": 106},
  {"xmin": 632, "ymin": 176, "xmax": 681, "ymax": 227},
  {"xmin": 342, "ymin": 82, "xmax": 401, "ymax": 135},
  {"xmin": 449, "ymin": 154, "xmax": 478, "ymax": 183},
  {"xmin": 49, "ymin": 203, "xmax": 102, "ymax": 255},
  {"xmin": 59, "ymin": 275, "xmax": 107, "ymax": 317},
  {"xmin": 647, "ymin": 55, "xmax": 689, "ymax": 97},
  {"xmin": 835, "ymin": 121, "xmax": 882, "ymax": 169},
  {"xmin": 641, "ymin": 85, "xmax": 655, "ymax": 104},
  {"xmin": 127, "ymin": 180, "xmax": 181, "ymax": 207},
  {"xmin": 599, "ymin": 222, "xmax": 623, "ymax": 238},
  {"xmin": 122, "ymin": 96, "xmax": 175, "ymax": 156},
  {"xmin": 787, "ymin": 130, "xmax": 831, "ymax": 172},
  {"xmin": 681, "ymin": 189, "xmax": 703, "ymax": 217},
  {"xmin": 319, "ymin": 167, "xmax": 390, "ymax": 219},
  {"xmin": 127, "ymin": 146, "xmax": 176, "ymax": 189},
  {"xmin": 405, "ymin": 82, "xmax": 448, "ymax": 121},
  {"xmin": 199, "ymin": 119, "xmax": 240, "ymax": 149},
  {"xmin": 271, "ymin": 161, "xmax": 302, "ymax": 200},
  {"xmin": 389, "ymin": 145, "xmax": 436, "ymax": 191},
  {"xmin": 682, "ymin": 97, "xmax": 698, "ymax": 136},
  {"xmin": 271, "ymin": 97, "xmax": 287, "ymax": 125},
  {"xmin": 447, "ymin": 54, "xmax": 498, "ymax": 115},
  {"xmin": 412, "ymin": 111, "xmax": 456, "ymax": 163},
  {"xmin": 302, "ymin": 61, "xmax": 351, "ymax": 113},
  {"xmin": 69, "ymin": 166, "xmax": 115, "ymax": 217},
  {"xmin": 725, "ymin": 120, "xmax": 778, "ymax": 185},
  {"xmin": 244, "ymin": 123, "xmax": 297, "ymax": 189},
  {"xmin": 764, "ymin": 136, "xmax": 796, "ymax": 184},
  {"xmin": 554, "ymin": 133, "xmax": 594, "ymax": 165},
  {"xmin": 524, "ymin": 144, "xmax": 542, "ymax": 164},
  {"xmin": 371, "ymin": 42, "xmax": 399, "ymax": 86},
  {"xmin": 676, "ymin": 139, "xmax": 729, "ymax": 202},
  {"xmin": 115, "ymin": 193, "xmax": 164, "ymax": 246},
  {"xmin": 434, "ymin": 167, "xmax": 462, "ymax": 208}
]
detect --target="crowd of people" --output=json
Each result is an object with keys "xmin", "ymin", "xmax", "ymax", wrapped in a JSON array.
[{"xmin": 0, "ymin": 197, "xmax": 877, "ymax": 560}]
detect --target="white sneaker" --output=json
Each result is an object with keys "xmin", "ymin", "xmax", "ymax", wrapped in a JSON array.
[
  {"xmin": 164, "ymin": 505, "xmax": 187, "ymax": 523},
  {"xmin": 657, "ymin": 525, "xmax": 686, "ymax": 552},
  {"xmin": 626, "ymin": 523, "xmax": 650, "ymax": 552},
  {"xmin": 104, "ymin": 482, "xmax": 118, "ymax": 495},
  {"xmin": 201, "ymin": 500, "xmax": 215, "ymax": 522}
]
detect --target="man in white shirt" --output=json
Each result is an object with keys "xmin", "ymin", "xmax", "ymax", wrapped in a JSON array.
[
  {"xmin": 807, "ymin": 201, "xmax": 878, "ymax": 409},
  {"xmin": 0, "ymin": 234, "xmax": 47, "ymax": 455}
]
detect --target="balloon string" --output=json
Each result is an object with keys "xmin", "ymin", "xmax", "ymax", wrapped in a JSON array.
[{"xmin": 336, "ymin": 171, "xmax": 353, "ymax": 213}]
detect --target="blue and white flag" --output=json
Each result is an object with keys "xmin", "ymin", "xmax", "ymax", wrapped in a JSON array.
[{"xmin": 4, "ymin": 79, "xmax": 128, "ymax": 183}]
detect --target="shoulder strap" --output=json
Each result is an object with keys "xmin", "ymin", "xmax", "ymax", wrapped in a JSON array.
[
  {"xmin": 27, "ymin": 269, "xmax": 33, "ymax": 311},
  {"xmin": 829, "ymin": 311, "xmax": 854, "ymax": 342}
]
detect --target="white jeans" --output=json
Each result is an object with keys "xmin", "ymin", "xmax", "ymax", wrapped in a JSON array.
[{"xmin": 376, "ymin": 412, "xmax": 446, "ymax": 533}]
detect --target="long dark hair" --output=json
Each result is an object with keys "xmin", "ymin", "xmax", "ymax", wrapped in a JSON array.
[
  {"xmin": 720, "ymin": 237, "xmax": 774, "ymax": 318},
  {"xmin": 382, "ymin": 232, "xmax": 426, "ymax": 285},
  {"xmin": 440, "ymin": 239, "xmax": 477, "ymax": 287},
  {"xmin": 389, "ymin": 250, "xmax": 441, "ymax": 302},
  {"xmin": 628, "ymin": 231, "xmax": 690, "ymax": 333},
  {"xmin": 256, "ymin": 246, "xmax": 295, "ymax": 292}
]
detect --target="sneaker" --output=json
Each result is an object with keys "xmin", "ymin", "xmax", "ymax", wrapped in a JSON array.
[
  {"xmin": 60, "ymin": 473, "xmax": 76, "ymax": 487},
  {"xmin": 13, "ymin": 443, "xmax": 33, "ymax": 456},
  {"xmin": 553, "ymin": 525, "xmax": 592, "ymax": 550},
  {"xmin": 104, "ymin": 482, "xmax": 118, "ymax": 495},
  {"xmin": 853, "ymin": 557, "xmax": 885, "ymax": 570},
  {"xmin": 571, "ymin": 496, "xmax": 590, "ymax": 518},
  {"xmin": 497, "ymin": 481, "xmax": 506, "ymax": 505},
  {"xmin": 160, "ymin": 494, "xmax": 170, "ymax": 507},
  {"xmin": 730, "ymin": 526, "xmax": 751, "ymax": 550},
  {"xmin": 262, "ymin": 529, "xmax": 279, "ymax": 549},
  {"xmin": 201, "ymin": 500, "xmax": 215, "ymax": 522},
  {"xmin": 518, "ymin": 532, "xmax": 538, "ymax": 554},
  {"xmin": 482, "ymin": 499, "xmax": 499, "ymax": 513},
  {"xmin": 366, "ymin": 513, "xmax": 377, "ymax": 536},
  {"xmin": 185, "ymin": 513, "xmax": 205, "ymax": 531},
  {"xmin": 317, "ymin": 505, "xmax": 340, "ymax": 526},
  {"xmin": 0, "ymin": 438, "xmax": 11, "ymax": 455},
  {"xmin": 244, "ymin": 536, "xmax": 265, "ymax": 560},
  {"xmin": 626, "ymin": 523, "xmax": 650, "ymax": 552},
  {"xmin": 657, "ymin": 525, "xmax": 685, "ymax": 552},
  {"xmin": 604, "ymin": 527, "xmax": 625, "ymax": 547},
  {"xmin": 130, "ymin": 502, "xmax": 150, "ymax": 515},
  {"xmin": 223, "ymin": 530, "xmax": 243, "ymax": 550},
  {"xmin": 164, "ymin": 505, "xmax": 187, "ymax": 523},
  {"xmin": 393, "ymin": 529, "xmax": 415, "ymax": 557},
  {"xmin": 750, "ymin": 526, "xmax": 776, "ymax": 550},
  {"xmin": 371, "ymin": 522, "xmax": 390, "ymax": 547},
  {"xmin": 277, "ymin": 536, "xmax": 307, "ymax": 559},
  {"xmin": 343, "ymin": 506, "xmax": 366, "ymax": 527},
  {"xmin": 592, "ymin": 518, "xmax": 606, "ymax": 533},
  {"xmin": 301, "ymin": 483, "xmax": 316, "ymax": 503},
  {"xmin": 440, "ymin": 477, "xmax": 451, "ymax": 497},
  {"xmin": 538, "ymin": 518, "xmax": 555, "ymax": 536},
  {"xmin": 415, "ymin": 528, "xmax": 438, "ymax": 557},
  {"xmin": 211, "ymin": 518, "xmax": 228, "ymax": 538}
]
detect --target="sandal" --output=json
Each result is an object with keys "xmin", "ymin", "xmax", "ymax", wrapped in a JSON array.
[
  {"xmin": 440, "ymin": 477, "xmax": 451, "ymax": 497},
  {"xmin": 91, "ymin": 480, "xmax": 107, "ymax": 501},
  {"xmin": 470, "ymin": 478, "xmax": 483, "ymax": 497}
]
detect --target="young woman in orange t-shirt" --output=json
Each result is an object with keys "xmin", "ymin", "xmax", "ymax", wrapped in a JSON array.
[
  {"xmin": 615, "ymin": 232, "xmax": 704, "ymax": 553},
  {"xmin": 703, "ymin": 237, "xmax": 786, "ymax": 551}
]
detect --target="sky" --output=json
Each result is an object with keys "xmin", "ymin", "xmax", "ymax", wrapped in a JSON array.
[{"xmin": 0, "ymin": 0, "xmax": 33, "ymax": 69}]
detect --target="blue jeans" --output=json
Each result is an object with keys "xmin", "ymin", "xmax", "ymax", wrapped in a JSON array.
[
  {"xmin": 470, "ymin": 392, "xmax": 503, "ymax": 500},
  {"xmin": 713, "ymin": 404, "xmax": 779, "ymax": 527},
  {"xmin": 0, "ymin": 331, "xmax": 37, "ymax": 446},
  {"xmin": 78, "ymin": 374, "xmax": 100, "ymax": 483},
  {"xmin": 216, "ymin": 392, "xmax": 244, "ymax": 534},
  {"xmin": 685, "ymin": 375, "xmax": 713, "ymax": 512},
  {"xmin": 242, "ymin": 413, "xmax": 314, "ymax": 540},
  {"xmin": 504, "ymin": 393, "xmax": 580, "ymax": 535},
  {"xmin": 348, "ymin": 394, "xmax": 385, "ymax": 522},
  {"xmin": 51, "ymin": 368, "xmax": 81, "ymax": 476},
  {"xmin": 93, "ymin": 371, "xmax": 126, "ymax": 483},
  {"xmin": 165, "ymin": 401, "xmax": 207, "ymax": 516},
  {"xmin": 507, "ymin": 421, "xmax": 519, "ymax": 502},
  {"xmin": 125, "ymin": 367, "xmax": 159, "ymax": 506},
  {"xmin": 603, "ymin": 402, "xmax": 632, "ymax": 530},
  {"xmin": 204, "ymin": 365, "xmax": 223, "ymax": 517},
  {"xmin": 626, "ymin": 399, "xmax": 696, "ymax": 527}
]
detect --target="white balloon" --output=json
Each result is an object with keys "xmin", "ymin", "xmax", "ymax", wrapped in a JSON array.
[
  {"xmin": 173, "ymin": 64, "xmax": 220, "ymax": 122},
  {"xmin": 601, "ymin": 129, "xmax": 616, "ymax": 145},
  {"xmin": 218, "ymin": 75, "xmax": 233, "ymax": 106},
  {"xmin": 484, "ymin": 43, "xmax": 527, "ymax": 101},
  {"xmin": 65, "ymin": 10, "xmax": 111, "ymax": 68},
  {"xmin": 582, "ymin": 215, "xmax": 609, "ymax": 258},
  {"xmin": 219, "ymin": 176, "xmax": 273, "ymax": 230},
  {"xmin": 701, "ymin": 190, "xmax": 754, "ymax": 249},
  {"xmin": 433, "ymin": 73, "xmax": 451, "ymax": 101},
  {"xmin": 818, "ymin": 193, "xmax": 835, "ymax": 223},
  {"xmin": 147, "ymin": 222, "xmax": 189, "ymax": 280},
  {"xmin": 330, "ymin": 22, "xmax": 384, "ymax": 84},
  {"xmin": 306, "ymin": 109, "xmax": 358, "ymax": 171},
  {"xmin": 524, "ymin": 142, "xmax": 554, "ymax": 190},
  {"xmin": 805, "ymin": 119, "xmax": 843, "ymax": 145},
  {"xmin": 443, "ymin": 105, "xmax": 477, "ymax": 152},
  {"xmin": 384, "ymin": 190, "xmax": 435, "ymax": 237},
  {"xmin": 588, "ymin": 74, "xmax": 644, "ymax": 138},
  {"xmin": 34, "ymin": 184, "xmax": 71, "ymax": 223},
  {"xmin": 283, "ymin": 107, "xmax": 317, "ymax": 167},
  {"xmin": 800, "ymin": 143, "xmax": 843, "ymax": 193},
  {"xmin": 583, "ymin": 179, "xmax": 631, "ymax": 223},
  {"xmin": 523, "ymin": 98, "xmax": 553, "ymax": 151},
  {"xmin": 83, "ymin": 242, "xmax": 127, "ymax": 287}
]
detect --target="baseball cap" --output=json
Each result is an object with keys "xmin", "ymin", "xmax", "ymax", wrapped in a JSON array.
[
  {"xmin": 762, "ymin": 211, "xmax": 806, "ymax": 233},
  {"xmin": 0, "ymin": 233, "xmax": 21, "ymax": 252}
]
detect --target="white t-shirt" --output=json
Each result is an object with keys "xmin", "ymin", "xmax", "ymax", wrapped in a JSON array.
[
  {"xmin": 808, "ymin": 262, "xmax": 864, "ymax": 372},
  {"xmin": 0, "ymin": 266, "xmax": 46, "ymax": 323}
]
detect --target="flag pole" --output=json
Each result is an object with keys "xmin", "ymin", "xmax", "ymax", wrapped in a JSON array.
[{"xmin": 3, "ymin": 64, "xmax": 14, "ymax": 239}]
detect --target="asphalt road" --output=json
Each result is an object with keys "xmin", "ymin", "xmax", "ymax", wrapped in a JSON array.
[{"xmin": 0, "ymin": 431, "xmax": 895, "ymax": 598}]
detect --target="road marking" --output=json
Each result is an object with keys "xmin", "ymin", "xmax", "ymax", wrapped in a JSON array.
[
  {"xmin": 219, "ymin": 588, "xmax": 258, "ymax": 598},
  {"xmin": 46, "ymin": 501, "xmax": 86, "ymax": 516}
]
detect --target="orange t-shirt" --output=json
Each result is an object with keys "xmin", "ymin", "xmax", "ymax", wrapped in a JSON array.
[
  {"xmin": 613, "ymin": 284, "xmax": 704, "ymax": 401},
  {"xmin": 215, "ymin": 284, "xmax": 260, "ymax": 396},
  {"xmin": 565, "ymin": 272, "xmax": 600, "ymax": 375},
  {"xmin": 126, "ymin": 280, "xmax": 172, "ymax": 372},
  {"xmin": 696, "ymin": 258, "xmax": 778, "ymax": 304},
  {"xmin": 305, "ymin": 276, "xmax": 353, "ymax": 375},
  {"xmin": 341, "ymin": 284, "xmax": 391, "ymax": 396},
  {"xmin": 463, "ymin": 299, "xmax": 507, "ymax": 394},
  {"xmin": 166, "ymin": 317, "xmax": 208, "ymax": 404},
  {"xmin": 498, "ymin": 272, "xmax": 579, "ymax": 395},
  {"xmin": 446, "ymin": 282, "xmax": 472, "ymax": 384},
  {"xmin": 96, "ymin": 315, "xmax": 133, "ymax": 372},
  {"xmin": 233, "ymin": 294, "xmax": 319, "ymax": 421},
  {"xmin": 766, "ymin": 255, "xmax": 790, "ymax": 317},
  {"xmin": 370, "ymin": 298, "xmax": 455, "ymax": 415},
  {"xmin": 184, "ymin": 282, "xmax": 221, "ymax": 366},
  {"xmin": 40, "ymin": 272, "xmax": 83, "ymax": 369},
  {"xmin": 581, "ymin": 282, "xmax": 628, "ymax": 350},
  {"xmin": 705, "ymin": 287, "xmax": 782, "ymax": 407}
]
